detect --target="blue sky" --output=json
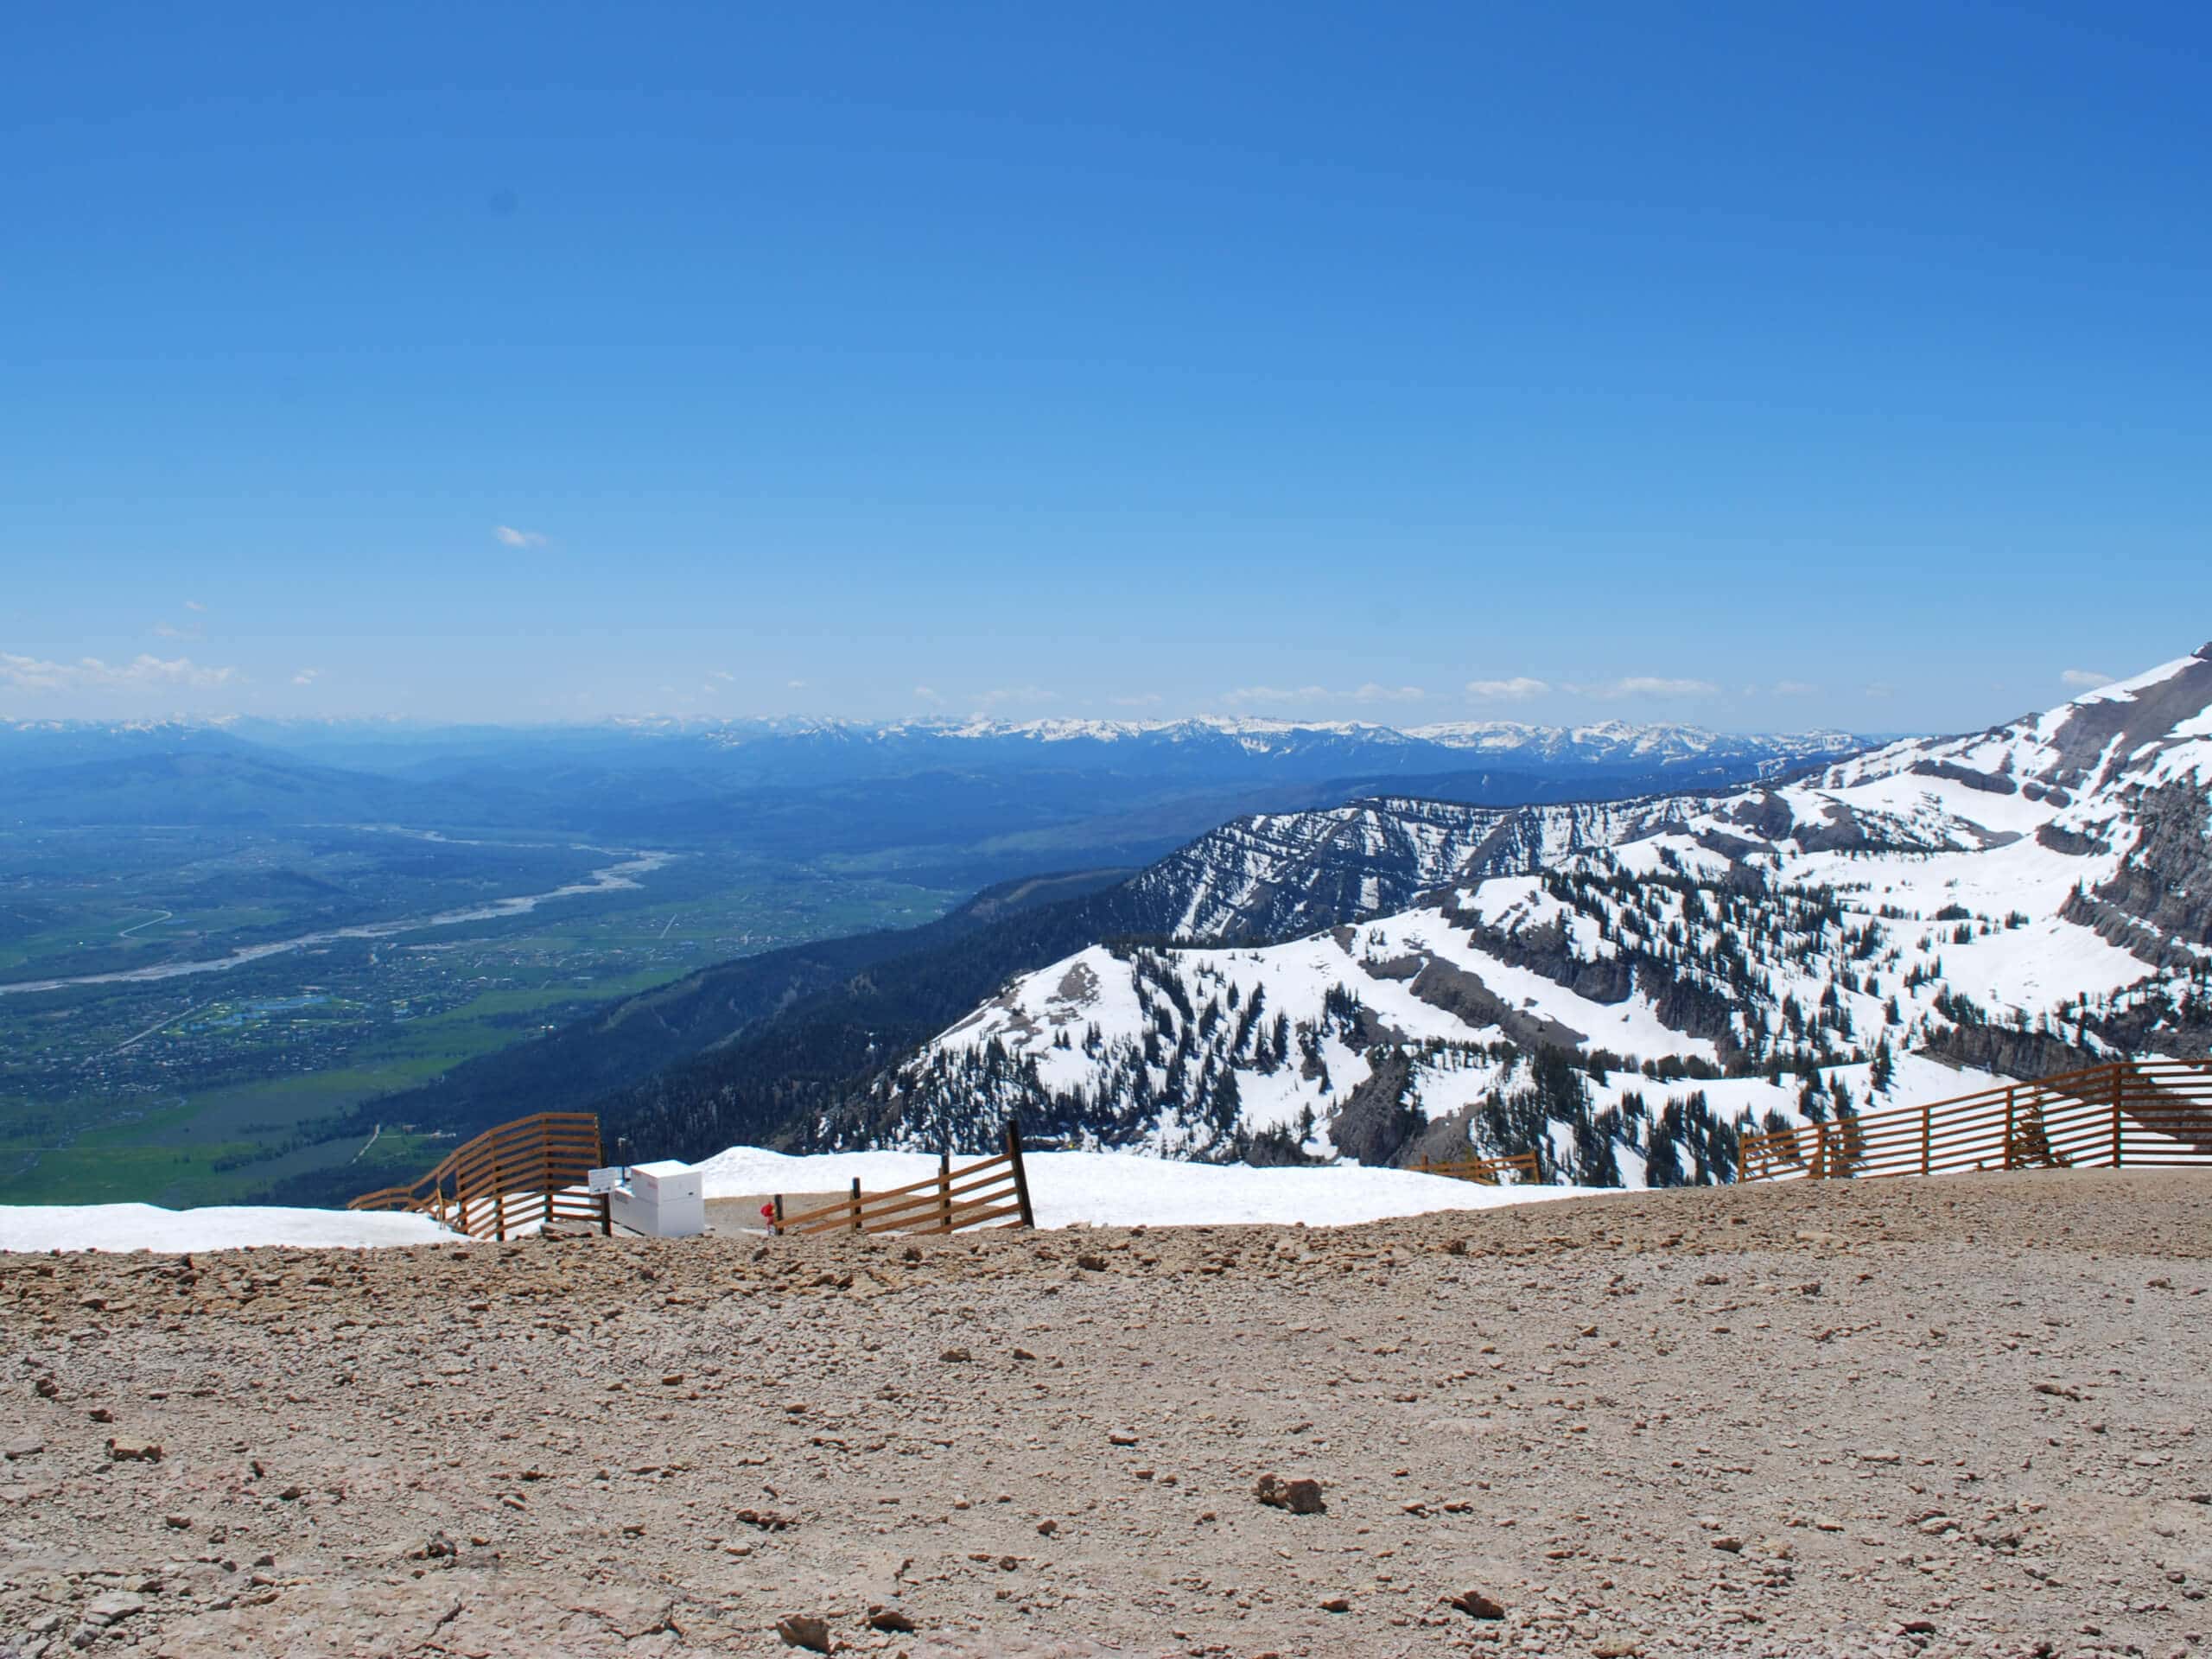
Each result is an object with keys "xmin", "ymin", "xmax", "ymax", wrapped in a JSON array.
[{"xmin": 3, "ymin": 1, "xmax": 2207, "ymax": 731}]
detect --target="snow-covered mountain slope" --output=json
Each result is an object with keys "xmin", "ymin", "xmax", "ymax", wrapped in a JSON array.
[
  {"xmin": 861, "ymin": 645, "xmax": 2212, "ymax": 1186},
  {"xmin": 1121, "ymin": 795, "xmax": 1690, "ymax": 942}
]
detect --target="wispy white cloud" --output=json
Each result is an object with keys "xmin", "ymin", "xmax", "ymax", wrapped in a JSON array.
[
  {"xmin": 1569, "ymin": 676, "xmax": 1722, "ymax": 701},
  {"xmin": 1224, "ymin": 684, "xmax": 1328, "ymax": 705},
  {"xmin": 1864, "ymin": 681, "xmax": 1897, "ymax": 700},
  {"xmin": 912, "ymin": 685, "xmax": 944, "ymax": 704},
  {"xmin": 2060, "ymin": 668, "xmax": 2113, "ymax": 690},
  {"xmin": 976, "ymin": 684, "xmax": 1057, "ymax": 707},
  {"xmin": 291, "ymin": 667, "xmax": 321, "ymax": 687},
  {"xmin": 705, "ymin": 669, "xmax": 734, "ymax": 683},
  {"xmin": 1109, "ymin": 692, "xmax": 1163, "ymax": 708},
  {"xmin": 1352, "ymin": 683, "xmax": 1426, "ymax": 704},
  {"xmin": 151, "ymin": 620, "xmax": 203, "ymax": 640},
  {"xmin": 493, "ymin": 524, "xmax": 547, "ymax": 549},
  {"xmin": 786, "ymin": 678, "xmax": 807, "ymax": 690},
  {"xmin": 1465, "ymin": 676, "xmax": 1548, "ymax": 702},
  {"xmin": 1771, "ymin": 679, "xmax": 1819, "ymax": 696},
  {"xmin": 183, "ymin": 599, "xmax": 208, "ymax": 613},
  {"xmin": 1, "ymin": 652, "xmax": 241, "ymax": 693}
]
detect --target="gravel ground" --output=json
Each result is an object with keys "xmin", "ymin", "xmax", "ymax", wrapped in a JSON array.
[{"xmin": 4, "ymin": 1168, "xmax": 2210, "ymax": 1659}]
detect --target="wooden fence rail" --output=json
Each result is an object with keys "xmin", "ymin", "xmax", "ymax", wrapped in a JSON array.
[
  {"xmin": 774, "ymin": 1123, "xmax": 1035, "ymax": 1237},
  {"xmin": 1738, "ymin": 1058, "xmax": 2212, "ymax": 1183},
  {"xmin": 1417, "ymin": 1150, "xmax": 1545, "ymax": 1186},
  {"xmin": 349, "ymin": 1112, "xmax": 610, "ymax": 1241}
]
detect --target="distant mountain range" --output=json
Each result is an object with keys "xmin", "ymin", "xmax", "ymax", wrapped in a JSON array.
[
  {"xmin": 0, "ymin": 715, "xmax": 1882, "ymax": 887},
  {"xmin": 658, "ymin": 713, "xmax": 1872, "ymax": 773},
  {"xmin": 3, "ymin": 712, "xmax": 1877, "ymax": 781}
]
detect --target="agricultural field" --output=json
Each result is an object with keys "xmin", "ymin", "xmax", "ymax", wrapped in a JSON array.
[{"xmin": 0, "ymin": 823, "xmax": 960, "ymax": 1206}]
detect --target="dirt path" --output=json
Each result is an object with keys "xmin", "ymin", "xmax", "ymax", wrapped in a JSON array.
[{"xmin": 4, "ymin": 1170, "xmax": 2209, "ymax": 1657}]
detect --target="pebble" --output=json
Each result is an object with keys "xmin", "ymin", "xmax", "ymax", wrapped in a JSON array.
[{"xmin": 1255, "ymin": 1473, "xmax": 1326, "ymax": 1515}]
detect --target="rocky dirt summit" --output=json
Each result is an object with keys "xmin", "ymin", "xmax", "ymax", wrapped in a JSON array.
[{"xmin": 4, "ymin": 1170, "xmax": 2209, "ymax": 1657}]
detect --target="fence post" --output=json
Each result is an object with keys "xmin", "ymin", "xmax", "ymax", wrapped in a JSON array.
[
  {"xmin": 2004, "ymin": 1088, "xmax": 2017, "ymax": 1169},
  {"xmin": 938, "ymin": 1150, "xmax": 951, "ymax": 1233},
  {"xmin": 2112, "ymin": 1063, "xmax": 2124, "ymax": 1167},
  {"xmin": 1005, "ymin": 1117, "xmax": 1036, "ymax": 1229},
  {"xmin": 849, "ymin": 1177, "xmax": 862, "ymax": 1234},
  {"xmin": 594, "ymin": 1118, "xmax": 611, "ymax": 1235},
  {"xmin": 491, "ymin": 1141, "xmax": 507, "ymax": 1243},
  {"xmin": 541, "ymin": 1123, "xmax": 555, "ymax": 1230},
  {"xmin": 772, "ymin": 1193, "xmax": 784, "ymax": 1236},
  {"xmin": 1921, "ymin": 1101, "xmax": 1931, "ymax": 1176}
]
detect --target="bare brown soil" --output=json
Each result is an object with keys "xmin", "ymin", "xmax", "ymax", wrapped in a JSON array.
[{"xmin": 4, "ymin": 1170, "xmax": 2210, "ymax": 1659}]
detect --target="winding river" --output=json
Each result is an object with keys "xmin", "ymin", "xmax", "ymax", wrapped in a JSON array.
[{"xmin": 0, "ymin": 849, "xmax": 677, "ymax": 996}]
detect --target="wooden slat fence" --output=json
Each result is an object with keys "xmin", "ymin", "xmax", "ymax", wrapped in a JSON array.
[
  {"xmin": 1416, "ymin": 1150, "xmax": 1545, "ymax": 1186},
  {"xmin": 1738, "ymin": 1058, "xmax": 2212, "ymax": 1183},
  {"xmin": 349, "ymin": 1112, "xmax": 611, "ymax": 1241},
  {"xmin": 774, "ymin": 1123, "xmax": 1035, "ymax": 1237}
]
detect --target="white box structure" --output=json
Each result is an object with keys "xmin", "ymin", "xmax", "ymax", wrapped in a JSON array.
[{"xmin": 605, "ymin": 1159, "xmax": 704, "ymax": 1238}]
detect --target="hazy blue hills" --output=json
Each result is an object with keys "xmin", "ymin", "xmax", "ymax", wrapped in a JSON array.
[{"xmin": 3, "ymin": 717, "xmax": 1878, "ymax": 860}]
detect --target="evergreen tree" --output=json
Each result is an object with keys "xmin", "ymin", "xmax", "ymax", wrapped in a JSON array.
[
  {"xmin": 1643, "ymin": 1108, "xmax": 1686, "ymax": 1188},
  {"xmin": 1572, "ymin": 1111, "xmax": 1624, "ymax": 1188}
]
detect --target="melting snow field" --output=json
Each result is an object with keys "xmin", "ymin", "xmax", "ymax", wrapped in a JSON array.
[
  {"xmin": 0, "ymin": 1203, "xmax": 454, "ymax": 1255},
  {"xmin": 693, "ymin": 1146, "xmax": 1602, "ymax": 1230},
  {"xmin": 0, "ymin": 1151, "xmax": 1601, "ymax": 1252}
]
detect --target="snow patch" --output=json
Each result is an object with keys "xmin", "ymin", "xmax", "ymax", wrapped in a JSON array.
[
  {"xmin": 695, "ymin": 1146, "xmax": 1599, "ymax": 1229},
  {"xmin": 0, "ymin": 1204, "xmax": 455, "ymax": 1255}
]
